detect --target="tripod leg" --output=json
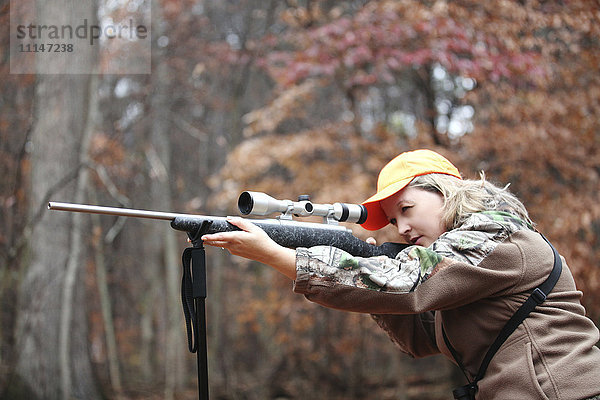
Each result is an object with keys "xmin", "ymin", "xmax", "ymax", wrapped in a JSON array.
[
  {"xmin": 182, "ymin": 226, "xmax": 212, "ymax": 400},
  {"xmin": 196, "ymin": 298, "xmax": 209, "ymax": 400},
  {"xmin": 189, "ymin": 245, "xmax": 209, "ymax": 400}
]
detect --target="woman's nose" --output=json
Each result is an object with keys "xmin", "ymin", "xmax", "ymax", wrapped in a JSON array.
[{"xmin": 397, "ymin": 221, "xmax": 411, "ymax": 236}]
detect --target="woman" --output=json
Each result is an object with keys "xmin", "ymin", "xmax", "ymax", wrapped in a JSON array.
[{"xmin": 202, "ymin": 149, "xmax": 600, "ymax": 399}]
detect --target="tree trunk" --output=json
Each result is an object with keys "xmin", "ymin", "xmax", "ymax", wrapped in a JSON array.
[
  {"xmin": 8, "ymin": 0, "xmax": 101, "ymax": 397},
  {"xmin": 145, "ymin": 2, "xmax": 186, "ymax": 395},
  {"xmin": 12, "ymin": 78, "xmax": 101, "ymax": 398},
  {"xmin": 89, "ymin": 187, "xmax": 124, "ymax": 398},
  {"xmin": 10, "ymin": 58, "xmax": 101, "ymax": 400}
]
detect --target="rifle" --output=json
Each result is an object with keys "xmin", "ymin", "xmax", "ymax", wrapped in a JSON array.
[
  {"xmin": 48, "ymin": 191, "xmax": 406, "ymax": 257},
  {"xmin": 48, "ymin": 191, "xmax": 406, "ymax": 400}
]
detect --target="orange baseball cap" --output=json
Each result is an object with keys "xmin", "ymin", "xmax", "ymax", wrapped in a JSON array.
[{"xmin": 360, "ymin": 149, "xmax": 461, "ymax": 231}]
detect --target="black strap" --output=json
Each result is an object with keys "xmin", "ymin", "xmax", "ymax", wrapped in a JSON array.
[
  {"xmin": 443, "ymin": 234, "xmax": 562, "ymax": 396},
  {"xmin": 181, "ymin": 221, "xmax": 212, "ymax": 354},
  {"xmin": 181, "ymin": 246, "xmax": 208, "ymax": 353},
  {"xmin": 182, "ymin": 247, "xmax": 198, "ymax": 353},
  {"xmin": 442, "ymin": 327, "xmax": 471, "ymax": 381}
]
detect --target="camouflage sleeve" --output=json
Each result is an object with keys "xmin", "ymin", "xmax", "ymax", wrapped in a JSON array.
[
  {"xmin": 294, "ymin": 211, "xmax": 525, "ymax": 296},
  {"xmin": 294, "ymin": 244, "xmax": 449, "ymax": 294}
]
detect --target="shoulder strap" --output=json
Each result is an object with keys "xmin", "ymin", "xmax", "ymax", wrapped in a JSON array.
[{"xmin": 443, "ymin": 234, "xmax": 562, "ymax": 390}]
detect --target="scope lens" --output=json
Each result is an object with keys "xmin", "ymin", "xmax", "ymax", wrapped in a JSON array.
[
  {"xmin": 356, "ymin": 204, "xmax": 367, "ymax": 224},
  {"xmin": 237, "ymin": 192, "xmax": 253, "ymax": 215},
  {"xmin": 336, "ymin": 203, "xmax": 367, "ymax": 224}
]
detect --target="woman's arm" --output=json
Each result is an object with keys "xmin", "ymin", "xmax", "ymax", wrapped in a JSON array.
[
  {"xmin": 201, "ymin": 217, "xmax": 297, "ymax": 280},
  {"xmin": 372, "ymin": 313, "xmax": 440, "ymax": 358}
]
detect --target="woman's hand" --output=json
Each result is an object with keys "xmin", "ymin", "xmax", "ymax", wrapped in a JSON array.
[{"xmin": 201, "ymin": 217, "xmax": 297, "ymax": 280}]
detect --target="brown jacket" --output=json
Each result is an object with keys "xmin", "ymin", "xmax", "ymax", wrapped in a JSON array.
[{"xmin": 294, "ymin": 218, "xmax": 600, "ymax": 399}]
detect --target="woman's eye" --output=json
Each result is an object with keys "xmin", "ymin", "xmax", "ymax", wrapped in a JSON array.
[{"xmin": 401, "ymin": 206, "xmax": 411, "ymax": 213}]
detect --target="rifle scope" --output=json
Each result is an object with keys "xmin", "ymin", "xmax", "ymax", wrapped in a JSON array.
[{"xmin": 238, "ymin": 191, "xmax": 367, "ymax": 225}]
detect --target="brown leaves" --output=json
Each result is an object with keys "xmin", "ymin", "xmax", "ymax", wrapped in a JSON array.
[
  {"xmin": 242, "ymin": 80, "xmax": 317, "ymax": 137},
  {"xmin": 266, "ymin": 0, "xmax": 549, "ymax": 89},
  {"xmin": 208, "ymin": 122, "xmax": 377, "ymax": 208}
]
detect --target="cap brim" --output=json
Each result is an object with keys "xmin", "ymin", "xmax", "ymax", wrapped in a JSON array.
[
  {"xmin": 360, "ymin": 177, "xmax": 412, "ymax": 231},
  {"xmin": 361, "ymin": 202, "xmax": 388, "ymax": 231}
]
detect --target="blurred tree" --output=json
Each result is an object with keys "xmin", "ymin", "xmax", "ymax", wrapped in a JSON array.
[
  {"xmin": 6, "ymin": 0, "xmax": 102, "ymax": 398},
  {"xmin": 0, "ymin": 1, "xmax": 35, "ymax": 393}
]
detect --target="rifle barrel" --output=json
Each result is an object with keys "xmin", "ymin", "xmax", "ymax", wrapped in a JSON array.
[{"xmin": 48, "ymin": 202, "xmax": 185, "ymax": 220}]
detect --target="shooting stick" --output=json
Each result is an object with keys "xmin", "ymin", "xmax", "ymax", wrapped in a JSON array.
[{"xmin": 182, "ymin": 221, "xmax": 212, "ymax": 400}]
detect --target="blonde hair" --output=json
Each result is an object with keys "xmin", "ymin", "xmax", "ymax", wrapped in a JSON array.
[{"xmin": 408, "ymin": 173, "xmax": 533, "ymax": 230}]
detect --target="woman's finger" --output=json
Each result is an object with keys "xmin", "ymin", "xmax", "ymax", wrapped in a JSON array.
[
  {"xmin": 201, "ymin": 231, "xmax": 238, "ymax": 245},
  {"xmin": 225, "ymin": 216, "xmax": 259, "ymax": 232},
  {"xmin": 366, "ymin": 237, "xmax": 377, "ymax": 245}
]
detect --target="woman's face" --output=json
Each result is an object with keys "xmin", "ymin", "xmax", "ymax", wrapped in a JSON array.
[{"xmin": 380, "ymin": 186, "xmax": 446, "ymax": 247}]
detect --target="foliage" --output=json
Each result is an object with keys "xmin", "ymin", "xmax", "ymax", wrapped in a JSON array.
[{"xmin": 266, "ymin": 1, "xmax": 547, "ymax": 88}]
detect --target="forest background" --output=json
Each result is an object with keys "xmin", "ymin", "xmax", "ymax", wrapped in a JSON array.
[{"xmin": 1, "ymin": 0, "xmax": 599, "ymax": 399}]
